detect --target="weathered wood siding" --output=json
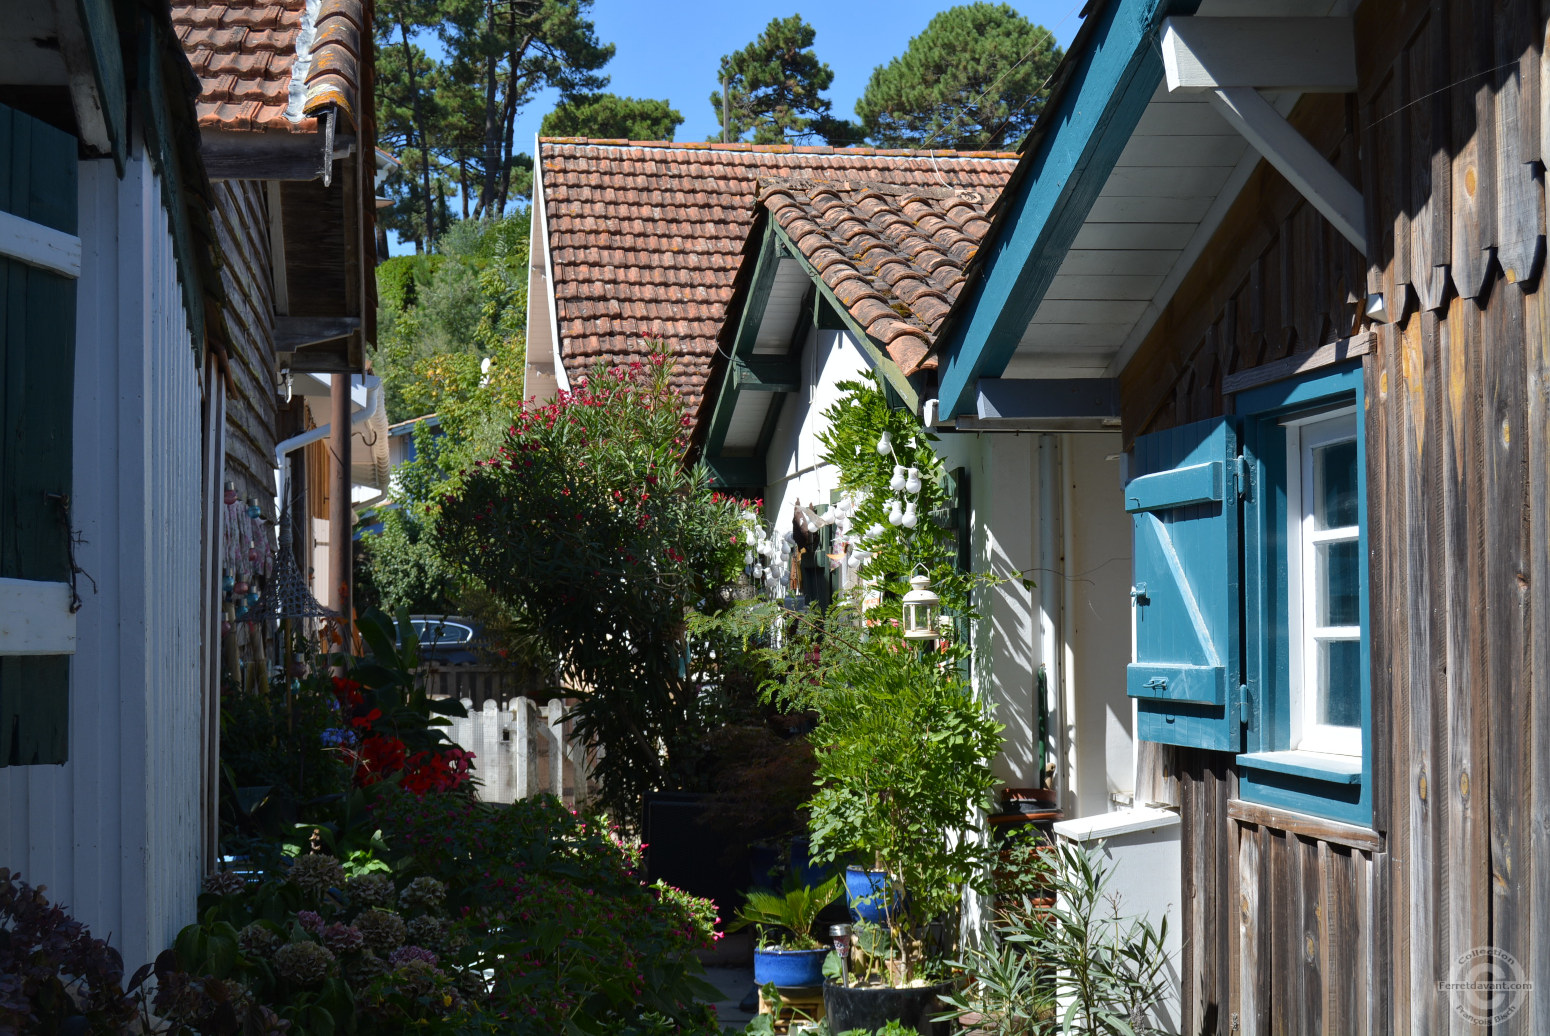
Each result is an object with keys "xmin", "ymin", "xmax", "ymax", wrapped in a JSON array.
[
  {"xmin": 0, "ymin": 154, "xmax": 208, "ymax": 971},
  {"xmin": 213, "ymin": 181, "xmax": 278, "ymax": 520},
  {"xmin": 1119, "ymin": 0, "xmax": 1550, "ymax": 1030}
]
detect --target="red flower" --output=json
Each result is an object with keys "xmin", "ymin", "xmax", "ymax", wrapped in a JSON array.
[{"xmin": 351, "ymin": 707, "xmax": 382, "ymax": 729}]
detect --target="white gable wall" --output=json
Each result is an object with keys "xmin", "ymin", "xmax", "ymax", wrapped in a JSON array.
[{"xmin": 761, "ymin": 326, "xmax": 869, "ymax": 527}]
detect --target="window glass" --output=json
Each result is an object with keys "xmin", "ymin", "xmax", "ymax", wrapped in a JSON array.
[{"xmin": 1288, "ymin": 409, "xmax": 1361, "ymax": 756}]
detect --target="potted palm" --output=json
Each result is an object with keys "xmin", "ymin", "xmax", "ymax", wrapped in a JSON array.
[{"xmin": 731, "ymin": 876, "xmax": 842, "ymax": 989}]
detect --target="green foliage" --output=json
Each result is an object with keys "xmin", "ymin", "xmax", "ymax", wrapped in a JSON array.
[
  {"xmin": 730, "ymin": 876, "xmax": 842, "ymax": 950},
  {"xmin": 375, "ymin": 0, "xmax": 612, "ymax": 236},
  {"xmin": 373, "ymin": 213, "xmax": 529, "ymax": 427},
  {"xmin": 857, "ymin": 4, "xmax": 1063, "ymax": 150},
  {"xmin": 429, "ymin": 349, "xmax": 751, "ymax": 821},
  {"xmin": 752, "ymin": 376, "xmax": 1003, "ymax": 984},
  {"xmin": 712, "ymin": 15, "xmax": 845, "ymax": 145},
  {"xmin": 541, "ymin": 92, "xmax": 684, "ymax": 140},
  {"xmin": 938, "ymin": 840, "xmax": 1172, "ymax": 1035}
]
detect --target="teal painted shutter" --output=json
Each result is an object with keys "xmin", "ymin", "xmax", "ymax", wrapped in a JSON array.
[
  {"xmin": 1126, "ymin": 417, "xmax": 1242, "ymax": 753},
  {"xmin": 0, "ymin": 104, "xmax": 79, "ymax": 766}
]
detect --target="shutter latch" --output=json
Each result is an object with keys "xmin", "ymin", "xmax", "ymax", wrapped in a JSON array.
[
  {"xmin": 1238, "ymin": 683, "xmax": 1251, "ymax": 726},
  {"xmin": 1130, "ymin": 582, "xmax": 1148, "ymax": 604}
]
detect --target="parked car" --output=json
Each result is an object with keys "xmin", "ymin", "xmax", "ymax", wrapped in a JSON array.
[{"xmin": 408, "ymin": 615, "xmax": 483, "ymax": 666}]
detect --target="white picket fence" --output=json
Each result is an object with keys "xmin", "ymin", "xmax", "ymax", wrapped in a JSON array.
[{"xmin": 442, "ymin": 697, "xmax": 598, "ymax": 807}]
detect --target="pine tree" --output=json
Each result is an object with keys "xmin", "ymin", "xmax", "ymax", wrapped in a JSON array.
[
  {"xmin": 856, "ymin": 4, "xmax": 1062, "ymax": 151},
  {"xmin": 710, "ymin": 15, "xmax": 839, "ymax": 145},
  {"xmin": 541, "ymin": 93, "xmax": 684, "ymax": 141}
]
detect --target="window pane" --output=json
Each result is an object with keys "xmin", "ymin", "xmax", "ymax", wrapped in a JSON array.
[
  {"xmin": 1317, "ymin": 539, "xmax": 1361, "ymax": 626},
  {"xmin": 1319, "ymin": 639, "xmax": 1362, "ymax": 727},
  {"xmin": 1314, "ymin": 438, "xmax": 1358, "ymax": 529}
]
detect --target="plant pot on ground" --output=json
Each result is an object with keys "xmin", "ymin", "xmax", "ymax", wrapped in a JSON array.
[
  {"xmin": 823, "ymin": 978, "xmax": 956, "ymax": 1036},
  {"xmin": 730, "ymin": 876, "xmax": 842, "ymax": 990}
]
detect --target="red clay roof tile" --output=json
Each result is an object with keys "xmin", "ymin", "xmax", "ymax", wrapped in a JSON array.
[
  {"xmin": 752, "ymin": 174, "xmax": 1012, "ymax": 375},
  {"xmin": 172, "ymin": 0, "xmax": 365, "ymax": 135},
  {"xmin": 538, "ymin": 139, "xmax": 1017, "ymax": 411}
]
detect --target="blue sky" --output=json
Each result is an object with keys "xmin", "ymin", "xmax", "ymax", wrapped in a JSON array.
[{"xmin": 387, "ymin": 1, "xmax": 1083, "ymax": 253}]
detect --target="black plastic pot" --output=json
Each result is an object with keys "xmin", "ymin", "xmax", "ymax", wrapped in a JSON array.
[{"xmin": 822, "ymin": 978, "xmax": 955, "ymax": 1035}]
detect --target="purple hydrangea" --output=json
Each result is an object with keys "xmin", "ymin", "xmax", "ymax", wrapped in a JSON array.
[{"xmin": 387, "ymin": 945, "xmax": 438, "ymax": 967}]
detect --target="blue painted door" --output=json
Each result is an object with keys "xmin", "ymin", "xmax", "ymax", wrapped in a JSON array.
[{"xmin": 1126, "ymin": 417, "xmax": 1242, "ymax": 753}]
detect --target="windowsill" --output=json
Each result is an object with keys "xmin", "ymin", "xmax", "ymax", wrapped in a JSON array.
[{"xmin": 1236, "ymin": 750, "xmax": 1362, "ymax": 785}]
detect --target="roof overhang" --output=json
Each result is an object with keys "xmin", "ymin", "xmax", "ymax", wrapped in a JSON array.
[
  {"xmin": 699, "ymin": 217, "xmax": 921, "ymax": 490},
  {"xmin": 933, "ymin": 0, "xmax": 1363, "ymax": 419}
]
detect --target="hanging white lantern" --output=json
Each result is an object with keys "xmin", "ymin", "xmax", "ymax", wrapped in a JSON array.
[
  {"xmin": 901, "ymin": 502, "xmax": 919, "ymax": 529},
  {"xmin": 867, "ymin": 523, "xmax": 886, "ymax": 540},
  {"xmin": 889, "ymin": 465, "xmax": 907, "ymax": 492},
  {"xmin": 876, "ymin": 431, "xmax": 893, "ymax": 456},
  {"xmin": 888, "ymin": 502, "xmax": 905, "ymax": 526},
  {"xmin": 904, "ymin": 468, "xmax": 922, "ymax": 495},
  {"xmin": 745, "ymin": 551, "xmax": 755, "ymax": 565},
  {"xmin": 902, "ymin": 572, "xmax": 942, "ymax": 641}
]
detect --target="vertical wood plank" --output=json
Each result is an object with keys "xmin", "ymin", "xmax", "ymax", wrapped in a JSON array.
[
  {"xmin": 1409, "ymin": 11, "xmax": 1451, "ymax": 311},
  {"xmin": 1270, "ymin": 830, "xmax": 1294, "ymax": 1036},
  {"xmin": 1399, "ymin": 307, "xmax": 1441, "ymax": 1033},
  {"xmin": 1436, "ymin": 286, "xmax": 1490, "ymax": 1036},
  {"xmin": 1484, "ymin": 279, "xmax": 1531, "ymax": 1035},
  {"xmin": 1326, "ymin": 844, "xmax": 1360, "ymax": 1035},
  {"xmin": 1449, "ymin": 0, "xmax": 1495, "ymax": 300},
  {"xmin": 1238, "ymin": 821, "xmax": 1269, "ymax": 1036},
  {"xmin": 1524, "ymin": 252, "xmax": 1550, "ymax": 1034},
  {"xmin": 1496, "ymin": 0, "xmax": 1547, "ymax": 289},
  {"xmin": 1302, "ymin": 836, "xmax": 1324, "ymax": 1034}
]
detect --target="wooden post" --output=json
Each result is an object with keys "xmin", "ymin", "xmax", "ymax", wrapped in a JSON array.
[{"xmin": 328, "ymin": 373, "xmax": 351, "ymax": 624}]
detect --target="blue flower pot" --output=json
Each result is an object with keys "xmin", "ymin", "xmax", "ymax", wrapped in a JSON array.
[
  {"xmin": 789, "ymin": 836, "xmax": 840, "ymax": 889},
  {"xmin": 753, "ymin": 946, "xmax": 828, "ymax": 989},
  {"xmin": 844, "ymin": 866, "xmax": 901, "ymax": 924}
]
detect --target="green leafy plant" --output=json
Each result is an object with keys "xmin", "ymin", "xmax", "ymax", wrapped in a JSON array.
[
  {"xmin": 755, "ymin": 375, "xmax": 1005, "ymax": 986},
  {"xmin": 938, "ymin": 840, "xmax": 1172, "ymax": 1035},
  {"xmin": 430, "ymin": 347, "xmax": 751, "ymax": 822},
  {"xmin": 730, "ymin": 876, "xmax": 842, "ymax": 950}
]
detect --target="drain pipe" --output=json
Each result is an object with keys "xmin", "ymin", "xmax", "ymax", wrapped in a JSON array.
[{"xmin": 274, "ymin": 375, "xmax": 381, "ymax": 526}]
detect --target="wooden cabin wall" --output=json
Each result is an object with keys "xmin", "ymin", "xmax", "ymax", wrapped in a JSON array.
[
  {"xmin": 1119, "ymin": 0, "xmax": 1550, "ymax": 1031},
  {"xmin": 212, "ymin": 180, "xmax": 279, "ymax": 521}
]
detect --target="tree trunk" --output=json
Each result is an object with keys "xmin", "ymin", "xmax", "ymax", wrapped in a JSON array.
[
  {"xmin": 478, "ymin": 0, "xmax": 500, "ymax": 219},
  {"xmin": 397, "ymin": 21, "xmax": 435, "ymax": 250}
]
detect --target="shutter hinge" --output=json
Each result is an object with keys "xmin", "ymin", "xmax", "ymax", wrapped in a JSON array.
[
  {"xmin": 1234, "ymin": 455, "xmax": 1250, "ymax": 499},
  {"xmin": 1238, "ymin": 683, "xmax": 1251, "ymax": 726}
]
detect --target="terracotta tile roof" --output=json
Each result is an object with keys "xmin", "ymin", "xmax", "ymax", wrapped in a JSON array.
[
  {"xmin": 758, "ymin": 176, "xmax": 1004, "ymax": 376},
  {"xmin": 538, "ymin": 139, "xmax": 1019, "ymax": 412},
  {"xmin": 172, "ymin": 0, "xmax": 365, "ymax": 134}
]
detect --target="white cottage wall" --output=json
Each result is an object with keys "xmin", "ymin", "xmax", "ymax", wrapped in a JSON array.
[
  {"xmin": 0, "ymin": 153, "xmax": 206, "ymax": 970},
  {"xmin": 761, "ymin": 327, "xmax": 869, "ymax": 527}
]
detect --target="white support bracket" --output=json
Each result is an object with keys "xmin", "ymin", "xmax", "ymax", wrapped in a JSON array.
[
  {"xmin": 1161, "ymin": 16, "xmax": 1368, "ymax": 257},
  {"xmin": 1207, "ymin": 86, "xmax": 1368, "ymax": 256},
  {"xmin": 1161, "ymin": 17, "xmax": 1357, "ymax": 94}
]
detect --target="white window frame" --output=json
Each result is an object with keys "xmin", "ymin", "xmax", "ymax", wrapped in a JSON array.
[{"xmin": 1283, "ymin": 407, "xmax": 1361, "ymax": 757}]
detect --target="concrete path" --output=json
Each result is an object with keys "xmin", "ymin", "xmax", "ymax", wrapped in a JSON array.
[{"xmin": 702, "ymin": 964, "xmax": 756, "ymax": 1031}]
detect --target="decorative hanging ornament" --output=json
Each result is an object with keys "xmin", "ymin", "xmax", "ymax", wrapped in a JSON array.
[
  {"xmin": 246, "ymin": 498, "xmax": 262, "ymax": 519},
  {"xmin": 233, "ymin": 580, "xmax": 249, "ymax": 596},
  {"xmin": 902, "ymin": 502, "xmax": 919, "ymax": 529},
  {"xmin": 904, "ymin": 468, "xmax": 922, "ymax": 495},
  {"xmin": 875, "ymin": 431, "xmax": 892, "ymax": 456},
  {"xmin": 221, "ymin": 568, "xmax": 235, "ymax": 593},
  {"xmin": 867, "ymin": 523, "xmax": 886, "ymax": 540},
  {"xmin": 889, "ymin": 465, "xmax": 906, "ymax": 492},
  {"xmin": 888, "ymin": 502, "xmax": 905, "ymax": 526},
  {"xmin": 902, "ymin": 570, "xmax": 942, "ymax": 641},
  {"xmin": 223, "ymin": 482, "xmax": 238, "ymax": 506}
]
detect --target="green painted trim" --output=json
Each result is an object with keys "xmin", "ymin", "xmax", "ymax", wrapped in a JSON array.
[
  {"xmin": 734, "ymin": 355, "xmax": 800, "ymax": 392},
  {"xmin": 769, "ymin": 224, "xmax": 919, "ymax": 414},
  {"xmin": 705, "ymin": 456, "xmax": 766, "ymax": 490},
  {"xmin": 1239, "ymin": 362, "xmax": 1370, "ymax": 826},
  {"xmin": 704, "ymin": 223, "xmax": 781, "ymax": 458},
  {"xmin": 76, "ymin": 0, "xmax": 127, "ymax": 174},
  {"xmin": 0, "ymin": 102, "xmax": 77, "ymax": 767}
]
